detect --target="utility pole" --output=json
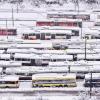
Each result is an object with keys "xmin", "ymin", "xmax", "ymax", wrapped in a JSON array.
[{"xmin": 12, "ymin": 8, "xmax": 14, "ymax": 27}]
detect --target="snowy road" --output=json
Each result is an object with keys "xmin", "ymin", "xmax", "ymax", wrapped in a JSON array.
[{"xmin": 0, "ymin": 80, "xmax": 96, "ymax": 96}]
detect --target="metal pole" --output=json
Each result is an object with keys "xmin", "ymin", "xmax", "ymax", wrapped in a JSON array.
[
  {"xmin": 68, "ymin": 65, "xmax": 70, "ymax": 73},
  {"xmin": 85, "ymin": 37, "xmax": 87, "ymax": 60},
  {"xmin": 12, "ymin": 8, "xmax": 14, "ymax": 27},
  {"xmin": 17, "ymin": 2, "xmax": 19, "ymax": 13},
  {"xmin": 6, "ymin": 19, "xmax": 8, "ymax": 40},
  {"xmin": 90, "ymin": 72, "xmax": 92, "ymax": 98}
]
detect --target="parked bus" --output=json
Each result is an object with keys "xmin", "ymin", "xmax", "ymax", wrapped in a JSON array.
[
  {"xmin": 32, "ymin": 73, "xmax": 77, "ymax": 87},
  {"xmin": 0, "ymin": 75, "xmax": 19, "ymax": 88}
]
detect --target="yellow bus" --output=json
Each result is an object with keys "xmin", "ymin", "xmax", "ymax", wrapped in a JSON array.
[{"xmin": 32, "ymin": 73, "xmax": 77, "ymax": 87}]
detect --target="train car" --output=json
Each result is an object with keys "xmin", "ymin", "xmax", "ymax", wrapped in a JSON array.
[
  {"xmin": 36, "ymin": 19, "xmax": 82, "ymax": 28},
  {"xmin": 0, "ymin": 61, "xmax": 22, "ymax": 68},
  {"xmin": 47, "ymin": 11, "xmax": 90, "ymax": 21},
  {"xmin": 66, "ymin": 48, "xmax": 97, "ymax": 54},
  {"xmin": 6, "ymin": 66, "xmax": 68, "ymax": 76},
  {"xmin": 32, "ymin": 73, "xmax": 77, "ymax": 87},
  {"xmin": 0, "ymin": 54, "xmax": 11, "ymax": 61},
  {"xmin": 0, "ymin": 75, "xmax": 19, "ymax": 88},
  {"xmin": 7, "ymin": 48, "xmax": 65, "ymax": 55},
  {"xmin": 77, "ymin": 54, "xmax": 100, "ymax": 61},
  {"xmin": 0, "ymin": 28, "xmax": 17, "ymax": 36},
  {"xmin": 7, "ymin": 48, "xmax": 38, "ymax": 54},
  {"xmin": 14, "ymin": 53, "xmax": 73, "ymax": 66},
  {"xmin": 82, "ymin": 28, "xmax": 100, "ymax": 39},
  {"xmin": 84, "ymin": 73, "xmax": 100, "ymax": 87},
  {"xmin": 15, "ymin": 43, "xmax": 53, "ymax": 49}
]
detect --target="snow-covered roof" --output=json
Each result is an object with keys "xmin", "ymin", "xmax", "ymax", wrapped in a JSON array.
[
  {"xmin": 0, "ymin": 54, "xmax": 10, "ymax": 59},
  {"xmin": 0, "ymin": 27, "xmax": 16, "ymax": 29},
  {"xmin": 0, "ymin": 75, "xmax": 19, "ymax": 81},
  {"xmin": 35, "ymin": 26, "xmax": 80, "ymax": 30},
  {"xmin": 37, "ymin": 30, "xmax": 72, "ymax": 34},
  {"xmin": 49, "ymin": 62, "xmax": 67, "ymax": 66},
  {"xmin": 0, "ymin": 50, "xmax": 5, "ymax": 54},
  {"xmin": 36, "ymin": 18, "xmax": 82, "ymax": 22},
  {"xmin": 38, "ymin": 50, "xmax": 65, "ymax": 54},
  {"xmin": 32, "ymin": 73, "xmax": 76, "ymax": 80},
  {"xmin": 77, "ymin": 54, "xmax": 100, "ymax": 60},
  {"xmin": 6, "ymin": 66, "xmax": 68, "ymax": 73},
  {"xmin": 16, "ymin": 43, "xmax": 52, "ymax": 49},
  {"xmin": 85, "ymin": 73, "xmax": 100, "ymax": 79},
  {"xmin": 14, "ymin": 53, "xmax": 73, "ymax": 60},
  {"xmin": 70, "ymin": 66, "xmax": 89, "ymax": 72},
  {"xmin": 47, "ymin": 11, "xmax": 90, "ymax": 15},
  {"xmin": 0, "ymin": 61, "xmax": 22, "ymax": 67},
  {"xmin": 45, "ymin": 0, "xmax": 56, "ymax": 2}
]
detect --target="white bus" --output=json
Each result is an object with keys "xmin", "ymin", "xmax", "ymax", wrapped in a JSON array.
[{"xmin": 0, "ymin": 75, "xmax": 19, "ymax": 88}]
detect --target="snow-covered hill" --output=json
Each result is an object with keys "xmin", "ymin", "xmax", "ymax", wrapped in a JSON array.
[{"xmin": 0, "ymin": 0, "xmax": 100, "ymax": 11}]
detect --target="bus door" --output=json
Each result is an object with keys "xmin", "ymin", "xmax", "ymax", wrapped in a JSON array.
[{"xmin": 36, "ymin": 33, "xmax": 40, "ymax": 39}]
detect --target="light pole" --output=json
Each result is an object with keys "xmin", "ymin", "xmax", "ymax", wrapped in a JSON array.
[
  {"xmin": 90, "ymin": 71, "xmax": 92, "ymax": 98},
  {"xmin": 85, "ymin": 36, "xmax": 87, "ymax": 60}
]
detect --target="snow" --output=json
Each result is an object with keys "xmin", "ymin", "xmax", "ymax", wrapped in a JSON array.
[
  {"xmin": 0, "ymin": 75, "xmax": 19, "ymax": 81},
  {"xmin": 6, "ymin": 66, "xmax": 69, "ymax": 74},
  {"xmin": 0, "ymin": 1, "xmax": 100, "ymax": 99}
]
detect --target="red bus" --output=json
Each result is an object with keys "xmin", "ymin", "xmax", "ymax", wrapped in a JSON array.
[{"xmin": 0, "ymin": 28, "xmax": 17, "ymax": 36}]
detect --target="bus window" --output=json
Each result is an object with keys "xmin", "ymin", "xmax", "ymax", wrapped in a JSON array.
[
  {"xmin": 51, "ymin": 34, "xmax": 55, "ymax": 39},
  {"xmin": 36, "ymin": 34, "xmax": 40, "ymax": 39}
]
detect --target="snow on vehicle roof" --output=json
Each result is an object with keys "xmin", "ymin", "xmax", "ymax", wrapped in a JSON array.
[
  {"xmin": 0, "ymin": 44, "xmax": 11, "ymax": 49},
  {"xmin": 83, "ymin": 28, "xmax": 100, "ymax": 35},
  {"xmin": 38, "ymin": 50, "xmax": 65, "ymax": 54},
  {"xmin": 77, "ymin": 54, "xmax": 100, "ymax": 59},
  {"xmin": 32, "ymin": 73, "xmax": 76, "ymax": 80},
  {"xmin": 36, "ymin": 26, "xmax": 80, "ymax": 30},
  {"xmin": 45, "ymin": 0, "xmax": 56, "ymax": 2},
  {"xmin": 0, "ymin": 68, "xmax": 2, "ymax": 73},
  {"xmin": 49, "ymin": 62, "xmax": 67, "ymax": 66},
  {"xmin": 0, "ymin": 61, "xmax": 22, "ymax": 67},
  {"xmin": 66, "ymin": 48, "xmax": 98, "ymax": 54},
  {"xmin": 37, "ymin": 30, "xmax": 72, "ymax": 34},
  {"xmin": 36, "ymin": 18, "xmax": 82, "ymax": 22},
  {"xmin": 0, "ymin": 50, "xmax": 5, "ymax": 54},
  {"xmin": 0, "ymin": 54, "xmax": 10, "ymax": 59},
  {"xmin": 0, "ymin": 75, "xmax": 19, "ymax": 81},
  {"xmin": 85, "ymin": 73, "xmax": 100, "ymax": 79},
  {"xmin": 47, "ymin": 11, "xmax": 90, "ymax": 15},
  {"xmin": 14, "ymin": 53, "xmax": 72, "ymax": 60},
  {"xmin": 0, "ymin": 27, "xmax": 16, "ymax": 29},
  {"xmin": 16, "ymin": 43, "xmax": 52, "ymax": 49},
  {"xmin": 49, "ymin": 61, "xmax": 89, "ymax": 66},
  {"xmin": 38, "ymin": 26, "xmax": 80, "ymax": 30},
  {"xmin": 6, "ymin": 66, "xmax": 69, "ymax": 73},
  {"xmin": 42, "ymin": 54, "xmax": 73, "ymax": 60},
  {"xmin": 19, "ymin": 29, "xmax": 37, "ymax": 34},
  {"xmin": 7, "ymin": 48, "xmax": 28, "ymax": 53},
  {"xmin": 7, "ymin": 48, "xmax": 38, "ymax": 54},
  {"xmin": 70, "ymin": 66, "xmax": 89, "ymax": 72}
]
